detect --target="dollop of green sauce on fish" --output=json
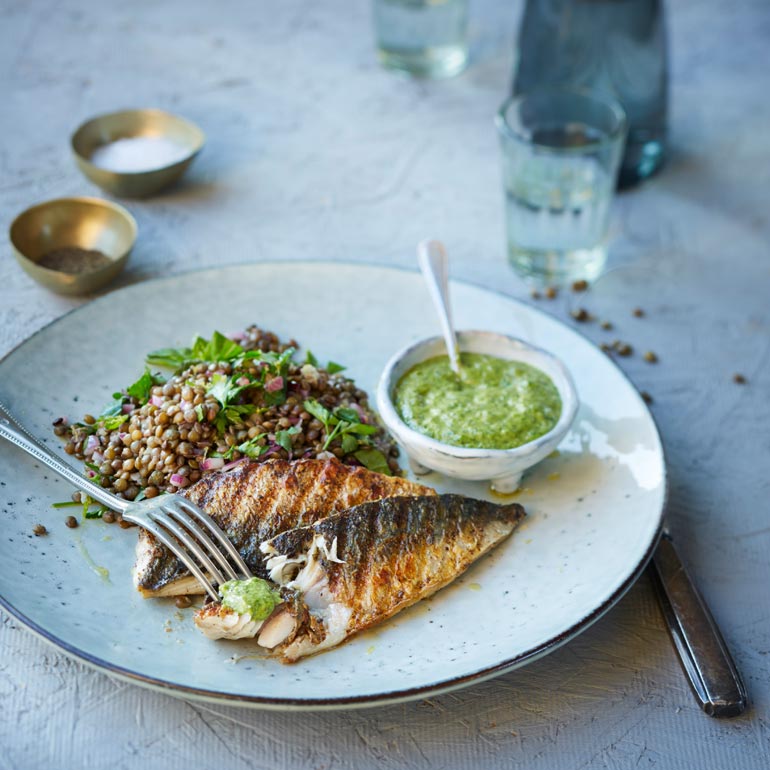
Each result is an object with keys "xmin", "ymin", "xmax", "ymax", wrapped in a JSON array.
[
  {"xmin": 394, "ymin": 353, "xmax": 562, "ymax": 449},
  {"xmin": 219, "ymin": 577, "xmax": 281, "ymax": 619}
]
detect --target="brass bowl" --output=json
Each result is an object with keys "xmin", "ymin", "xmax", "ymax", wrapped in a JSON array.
[
  {"xmin": 9, "ymin": 197, "xmax": 137, "ymax": 295},
  {"xmin": 71, "ymin": 108, "xmax": 205, "ymax": 198}
]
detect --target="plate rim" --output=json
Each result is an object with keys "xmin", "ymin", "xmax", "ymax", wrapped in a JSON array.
[{"xmin": 0, "ymin": 260, "xmax": 668, "ymax": 710}]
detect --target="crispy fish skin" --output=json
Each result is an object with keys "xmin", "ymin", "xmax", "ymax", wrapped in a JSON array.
[
  {"xmin": 259, "ymin": 494, "xmax": 526, "ymax": 662},
  {"xmin": 133, "ymin": 458, "xmax": 436, "ymax": 597}
]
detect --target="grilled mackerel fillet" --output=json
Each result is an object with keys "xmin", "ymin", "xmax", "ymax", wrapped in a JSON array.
[
  {"xmin": 133, "ymin": 458, "xmax": 435, "ymax": 597},
  {"xmin": 195, "ymin": 494, "xmax": 526, "ymax": 662}
]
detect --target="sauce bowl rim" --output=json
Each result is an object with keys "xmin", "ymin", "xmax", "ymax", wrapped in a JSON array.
[{"xmin": 376, "ymin": 329, "xmax": 579, "ymax": 460}]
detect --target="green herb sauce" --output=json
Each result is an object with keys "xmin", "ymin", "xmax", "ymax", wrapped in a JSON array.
[
  {"xmin": 394, "ymin": 353, "xmax": 562, "ymax": 450},
  {"xmin": 219, "ymin": 577, "xmax": 281, "ymax": 619}
]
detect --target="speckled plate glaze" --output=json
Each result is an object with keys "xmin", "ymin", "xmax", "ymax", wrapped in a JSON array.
[{"xmin": 0, "ymin": 263, "xmax": 665, "ymax": 710}]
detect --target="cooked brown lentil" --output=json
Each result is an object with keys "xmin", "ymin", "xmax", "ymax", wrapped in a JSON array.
[
  {"xmin": 641, "ymin": 391, "xmax": 654, "ymax": 404},
  {"xmin": 545, "ymin": 286, "xmax": 558, "ymax": 299},
  {"xmin": 600, "ymin": 320, "xmax": 613, "ymax": 331},
  {"xmin": 643, "ymin": 351, "xmax": 658, "ymax": 363},
  {"xmin": 616, "ymin": 343, "xmax": 634, "ymax": 357},
  {"xmin": 632, "ymin": 308, "xmax": 645, "ymax": 318},
  {"xmin": 175, "ymin": 596, "xmax": 192, "ymax": 609},
  {"xmin": 65, "ymin": 516, "xmax": 78, "ymax": 529},
  {"xmin": 571, "ymin": 279, "xmax": 589, "ymax": 292},
  {"xmin": 57, "ymin": 325, "xmax": 400, "ymax": 500},
  {"xmin": 733, "ymin": 373, "xmax": 747, "ymax": 384},
  {"xmin": 102, "ymin": 511, "xmax": 116, "ymax": 524},
  {"xmin": 33, "ymin": 524, "xmax": 47, "ymax": 536},
  {"xmin": 570, "ymin": 307, "xmax": 590, "ymax": 322}
]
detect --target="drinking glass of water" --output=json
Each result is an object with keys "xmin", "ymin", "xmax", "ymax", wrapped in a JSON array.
[
  {"xmin": 373, "ymin": 0, "xmax": 468, "ymax": 79},
  {"xmin": 495, "ymin": 89, "xmax": 627, "ymax": 284}
]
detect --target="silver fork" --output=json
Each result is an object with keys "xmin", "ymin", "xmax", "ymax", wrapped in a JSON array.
[{"xmin": 0, "ymin": 404, "xmax": 252, "ymax": 601}]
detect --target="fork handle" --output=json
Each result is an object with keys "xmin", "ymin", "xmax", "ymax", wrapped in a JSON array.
[
  {"xmin": 0, "ymin": 415, "xmax": 128, "ymax": 513},
  {"xmin": 649, "ymin": 531, "xmax": 748, "ymax": 717}
]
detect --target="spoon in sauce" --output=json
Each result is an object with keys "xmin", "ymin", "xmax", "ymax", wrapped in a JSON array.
[{"xmin": 417, "ymin": 239, "xmax": 461, "ymax": 374}]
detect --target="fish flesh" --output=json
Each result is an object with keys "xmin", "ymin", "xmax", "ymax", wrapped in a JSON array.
[
  {"xmin": 133, "ymin": 458, "xmax": 436, "ymax": 597},
  {"xmin": 194, "ymin": 494, "xmax": 526, "ymax": 662}
]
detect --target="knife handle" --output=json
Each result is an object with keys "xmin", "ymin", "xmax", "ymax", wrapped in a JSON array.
[{"xmin": 649, "ymin": 532, "xmax": 748, "ymax": 717}]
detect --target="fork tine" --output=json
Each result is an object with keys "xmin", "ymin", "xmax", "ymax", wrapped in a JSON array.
[
  {"xmin": 163, "ymin": 503, "xmax": 240, "ymax": 582},
  {"xmin": 136, "ymin": 516, "xmax": 220, "ymax": 602},
  {"xmin": 151, "ymin": 506, "xmax": 228, "ymax": 588},
  {"xmin": 173, "ymin": 497, "xmax": 253, "ymax": 578}
]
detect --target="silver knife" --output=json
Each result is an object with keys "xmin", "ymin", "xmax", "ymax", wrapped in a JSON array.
[{"xmin": 648, "ymin": 527, "xmax": 748, "ymax": 717}]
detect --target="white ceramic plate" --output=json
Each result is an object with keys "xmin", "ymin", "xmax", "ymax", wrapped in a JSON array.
[{"xmin": 0, "ymin": 263, "xmax": 665, "ymax": 710}]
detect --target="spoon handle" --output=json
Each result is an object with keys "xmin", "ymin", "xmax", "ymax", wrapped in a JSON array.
[{"xmin": 417, "ymin": 239, "xmax": 460, "ymax": 373}]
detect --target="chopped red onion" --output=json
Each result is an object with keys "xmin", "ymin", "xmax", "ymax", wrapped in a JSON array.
[
  {"xmin": 121, "ymin": 403, "xmax": 134, "ymax": 414},
  {"xmin": 150, "ymin": 395, "xmax": 164, "ymax": 407},
  {"xmin": 265, "ymin": 376, "xmax": 284, "ymax": 392},
  {"xmin": 236, "ymin": 376, "xmax": 250, "ymax": 387},
  {"xmin": 169, "ymin": 474, "xmax": 189, "ymax": 487},
  {"xmin": 92, "ymin": 451, "xmax": 104, "ymax": 464},
  {"xmin": 351, "ymin": 403, "xmax": 368, "ymax": 423},
  {"xmin": 221, "ymin": 458, "xmax": 247, "ymax": 472},
  {"xmin": 84, "ymin": 435, "xmax": 100, "ymax": 456},
  {"xmin": 200, "ymin": 457, "xmax": 225, "ymax": 471}
]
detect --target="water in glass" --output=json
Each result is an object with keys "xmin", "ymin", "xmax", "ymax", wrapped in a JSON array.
[
  {"xmin": 374, "ymin": 0, "xmax": 468, "ymax": 78},
  {"xmin": 504, "ymin": 124, "xmax": 614, "ymax": 283}
]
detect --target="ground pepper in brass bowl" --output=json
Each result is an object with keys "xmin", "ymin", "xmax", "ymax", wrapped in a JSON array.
[
  {"xmin": 9, "ymin": 197, "xmax": 137, "ymax": 295},
  {"xmin": 37, "ymin": 247, "xmax": 112, "ymax": 274}
]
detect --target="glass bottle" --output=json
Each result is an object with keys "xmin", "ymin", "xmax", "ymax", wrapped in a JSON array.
[{"xmin": 512, "ymin": 0, "xmax": 668, "ymax": 188}]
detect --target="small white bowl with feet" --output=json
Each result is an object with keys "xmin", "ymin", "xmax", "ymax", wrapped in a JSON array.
[{"xmin": 376, "ymin": 330, "xmax": 579, "ymax": 493}]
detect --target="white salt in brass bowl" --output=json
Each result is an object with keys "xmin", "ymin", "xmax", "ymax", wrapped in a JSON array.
[{"xmin": 71, "ymin": 109, "xmax": 205, "ymax": 198}]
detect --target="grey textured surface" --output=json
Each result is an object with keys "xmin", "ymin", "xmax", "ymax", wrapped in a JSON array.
[{"xmin": 1, "ymin": 0, "xmax": 769, "ymax": 768}]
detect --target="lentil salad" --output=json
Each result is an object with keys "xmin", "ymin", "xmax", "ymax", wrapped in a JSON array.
[{"xmin": 55, "ymin": 325, "xmax": 400, "ymax": 513}]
